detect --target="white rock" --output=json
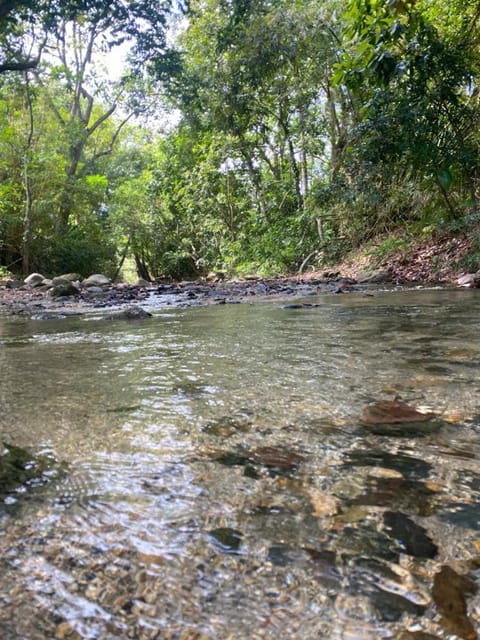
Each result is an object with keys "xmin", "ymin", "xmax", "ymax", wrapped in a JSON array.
[
  {"xmin": 24, "ymin": 272, "xmax": 46, "ymax": 287},
  {"xmin": 82, "ymin": 274, "xmax": 111, "ymax": 287},
  {"xmin": 58, "ymin": 273, "xmax": 82, "ymax": 282}
]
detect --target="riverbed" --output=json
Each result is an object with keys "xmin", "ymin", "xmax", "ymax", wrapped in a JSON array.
[{"xmin": 0, "ymin": 288, "xmax": 479, "ymax": 639}]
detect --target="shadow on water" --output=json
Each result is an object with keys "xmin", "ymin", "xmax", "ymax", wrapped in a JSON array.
[{"xmin": 0, "ymin": 288, "xmax": 479, "ymax": 639}]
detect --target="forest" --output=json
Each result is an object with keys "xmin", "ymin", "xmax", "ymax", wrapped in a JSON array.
[{"xmin": 1, "ymin": 0, "xmax": 480, "ymax": 281}]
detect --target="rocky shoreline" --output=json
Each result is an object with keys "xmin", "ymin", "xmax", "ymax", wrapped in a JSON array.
[
  {"xmin": 0, "ymin": 270, "xmax": 384, "ymax": 318},
  {"xmin": 1, "ymin": 263, "xmax": 476, "ymax": 319}
]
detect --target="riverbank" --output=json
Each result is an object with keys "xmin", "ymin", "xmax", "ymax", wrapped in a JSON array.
[
  {"xmin": 2, "ymin": 227, "xmax": 478, "ymax": 318},
  {"xmin": 0, "ymin": 274, "xmax": 369, "ymax": 318},
  {"xmin": 320, "ymin": 227, "xmax": 479, "ymax": 285}
]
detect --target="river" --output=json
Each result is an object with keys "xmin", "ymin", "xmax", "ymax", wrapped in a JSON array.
[{"xmin": 0, "ymin": 288, "xmax": 479, "ymax": 639}]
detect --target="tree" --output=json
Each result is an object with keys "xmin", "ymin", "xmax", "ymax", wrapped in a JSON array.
[
  {"xmin": 150, "ymin": 0, "xmax": 342, "ymax": 273},
  {"xmin": 0, "ymin": 1, "xmax": 175, "ymax": 74},
  {"xmin": 334, "ymin": 0, "xmax": 480, "ymax": 227}
]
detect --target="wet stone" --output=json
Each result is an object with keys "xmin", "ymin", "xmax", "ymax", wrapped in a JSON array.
[
  {"xmin": 243, "ymin": 465, "xmax": 260, "ymax": 479},
  {"xmin": 350, "ymin": 476, "xmax": 437, "ymax": 516},
  {"xmin": 353, "ymin": 581, "xmax": 426, "ymax": 622},
  {"xmin": 105, "ymin": 306, "xmax": 152, "ymax": 321},
  {"xmin": 208, "ymin": 527, "xmax": 243, "ymax": 554},
  {"xmin": 249, "ymin": 446, "xmax": 305, "ymax": 476},
  {"xmin": 49, "ymin": 282, "xmax": 80, "ymax": 298},
  {"xmin": 335, "ymin": 524, "xmax": 400, "ymax": 563},
  {"xmin": 267, "ymin": 543, "xmax": 296, "ymax": 567},
  {"xmin": 432, "ymin": 565, "xmax": 478, "ymax": 640},
  {"xmin": 304, "ymin": 548, "xmax": 342, "ymax": 588},
  {"xmin": 353, "ymin": 556, "xmax": 403, "ymax": 583},
  {"xmin": 438, "ymin": 503, "xmax": 480, "ymax": 530},
  {"xmin": 383, "ymin": 511, "xmax": 438, "ymax": 559},
  {"xmin": 360, "ymin": 399, "xmax": 442, "ymax": 437},
  {"xmin": 344, "ymin": 449, "xmax": 432, "ymax": 479},
  {"xmin": 0, "ymin": 443, "xmax": 61, "ymax": 503},
  {"xmin": 201, "ymin": 415, "xmax": 251, "ymax": 437},
  {"xmin": 396, "ymin": 632, "xmax": 441, "ymax": 640},
  {"xmin": 281, "ymin": 303, "xmax": 318, "ymax": 310},
  {"xmin": 214, "ymin": 452, "xmax": 250, "ymax": 467},
  {"xmin": 213, "ymin": 446, "xmax": 305, "ymax": 477}
]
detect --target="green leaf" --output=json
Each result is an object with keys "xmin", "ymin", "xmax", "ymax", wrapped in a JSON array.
[{"xmin": 437, "ymin": 168, "xmax": 452, "ymax": 190}]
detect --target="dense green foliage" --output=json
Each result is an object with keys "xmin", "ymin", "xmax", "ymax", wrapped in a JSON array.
[{"xmin": 1, "ymin": 0, "xmax": 480, "ymax": 279}]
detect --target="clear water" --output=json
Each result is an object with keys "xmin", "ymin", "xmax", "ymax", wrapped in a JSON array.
[{"xmin": 0, "ymin": 289, "xmax": 479, "ymax": 639}]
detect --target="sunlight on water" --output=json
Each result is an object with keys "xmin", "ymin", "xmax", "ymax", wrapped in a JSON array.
[{"xmin": 0, "ymin": 289, "xmax": 479, "ymax": 639}]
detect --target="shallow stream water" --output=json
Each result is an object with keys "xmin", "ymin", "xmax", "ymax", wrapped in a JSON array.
[{"xmin": 0, "ymin": 288, "xmax": 479, "ymax": 639}]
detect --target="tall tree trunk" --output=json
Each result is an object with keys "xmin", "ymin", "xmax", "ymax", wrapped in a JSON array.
[
  {"xmin": 279, "ymin": 113, "xmax": 303, "ymax": 212},
  {"xmin": 113, "ymin": 238, "xmax": 131, "ymax": 282},
  {"xmin": 22, "ymin": 70, "xmax": 34, "ymax": 275},
  {"xmin": 134, "ymin": 253, "xmax": 151, "ymax": 281},
  {"xmin": 57, "ymin": 141, "xmax": 84, "ymax": 231},
  {"xmin": 298, "ymin": 106, "xmax": 309, "ymax": 198}
]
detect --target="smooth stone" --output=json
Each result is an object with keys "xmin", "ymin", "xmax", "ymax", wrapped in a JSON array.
[
  {"xmin": 58, "ymin": 272, "xmax": 82, "ymax": 282},
  {"xmin": 432, "ymin": 565, "xmax": 477, "ymax": 640},
  {"xmin": 24, "ymin": 272, "xmax": 46, "ymax": 287},
  {"xmin": 105, "ymin": 306, "xmax": 152, "ymax": 320},
  {"xmin": 49, "ymin": 282, "xmax": 80, "ymax": 297},
  {"xmin": 360, "ymin": 399, "xmax": 442, "ymax": 436},
  {"xmin": 52, "ymin": 276, "xmax": 73, "ymax": 286},
  {"xmin": 356, "ymin": 268, "xmax": 391, "ymax": 284},
  {"xmin": 351, "ymin": 476, "xmax": 437, "ymax": 516},
  {"xmin": 396, "ymin": 632, "xmax": 441, "ymax": 640},
  {"xmin": 456, "ymin": 273, "xmax": 479, "ymax": 288},
  {"xmin": 5, "ymin": 279, "xmax": 24, "ymax": 289},
  {"xmin": 249, "ymin": 446, "xmax": 305, "ymax": 473},
  {"xmin": 83, "ymin": 273, "xmax": 111, "ymax": 287},
  {"xmin": 383, "ymin": 511, "xmax": 438, "ymax": 558},
  {"xmin": 345, "ymin": 449, "xmax": 432, "ymax": 479},
  {"xmin": 364, "ymin": 583, "xmax": 426, "ymax": 621},
  {"xmin": 267, "ymin": 543, "xmax": 297, "ymax": 566},
  {"xmin": 84, "ymin": 286, "xmax": 105, "ymax": 294},
  {"xmin": 0, "ymin": 443, "xmax": 59, "ymax": 498},
  {"xmin": 208, "ymin": 527, "xmax": 243, "ymax": 554},
  {"xmin": 282, "ymin": 303, "xmax": 307, "ymax": 310}
]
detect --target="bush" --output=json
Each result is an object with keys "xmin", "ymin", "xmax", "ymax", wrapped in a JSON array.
[
  {"xmin": 33, "ymin": 228, "xmax": 117, "ymax": 277},
  {"xmin": 158, "ymin": 250, "xmax": 198, "ymax": 280}
]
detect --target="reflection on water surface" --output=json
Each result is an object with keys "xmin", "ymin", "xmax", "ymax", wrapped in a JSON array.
[{"xmin": 0, "ymin": 289, "xmax": 479, "ymax": 639}]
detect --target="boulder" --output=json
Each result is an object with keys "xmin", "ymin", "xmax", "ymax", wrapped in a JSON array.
[
  {"xmin": 52, "ymin": 276, "xmax": 72, "ymax": 286},
  {"xmin": 456, "ymin": 273, "xmax": 479, "ymax": 288},
  {"xmin": 82, "ymin": 273, "xmax": 111, "ymax": 287},
  {"xmin": 84, "ymin": 286, "xmax": 105, "ymax": 295},
  {"xmin": 58, "ymin": 273, "xmax": 82, "ymax": 282},
  {"xmin": 356, "ymin": 268, "xmax": 391, "ymax": 284},
  {"xmin": 5, "ymin": 279, "xmax": 24, "ymax": 289},
  {"xmin": 24, "ymin": 272, "xmax": 46, "ymax": 287},
  {"xmin": 105, "ymin": 306, "xmax": 152, "ymax": 320},
  {"xmin": 49, "ymin": 282, "xmax": 80, "ymax": 297}
]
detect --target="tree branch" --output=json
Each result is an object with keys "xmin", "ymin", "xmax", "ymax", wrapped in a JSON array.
[
  {"xmin": 86, "ymin": 102, "xmax": 117, "ymax": 136},
  {"xmin": 0, "ymin": 58, "xmax": 38, "ymax": 73},
  {"xmin": 0, "ymin": 37, "xmax": 45, "ymax": 74},
  {"xmin": 88, "ymin": 112, "xmax": 134, "ymax": 164}
]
